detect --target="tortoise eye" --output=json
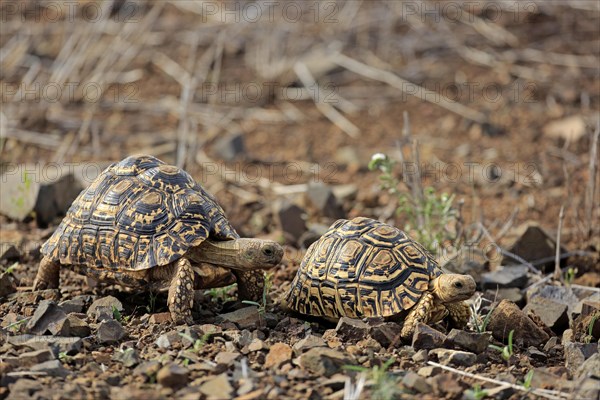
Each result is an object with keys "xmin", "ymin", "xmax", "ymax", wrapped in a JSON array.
[
  {"xmin": 263, "ymin": 247, "xmax": 273, "ymax": 257},
  {"xmin": 454, "ymin": 281, "xmax": 463, "ymax": 289}
]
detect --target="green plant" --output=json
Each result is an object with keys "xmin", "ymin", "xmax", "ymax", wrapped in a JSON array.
[
  {"xmin": 58, "ymin": 352, "xmax": 72, "ymax": 363},
  {"xmin": 489, "ymin": 329, "xmax": 514, "ymax": 362},
  {"xmin": 13, "ymin": 171, "xmax": 33, "ymax": 211},
  {"xmin": 179, "ymin": 332, "xmax": 210, "ymax": 352},
  {"xmin": 6, "ymin": 317, "xmax": 30, "ymax": 333},
  {"xmin": 521, "ymin": 370, "xmax": 534, "ymax": 389},
  {"xmin": 112, "ymin": 305, "xmax": 122, "ymax": 322},
  {"xmin": 368, "ymin": 153, "xmax": 458, "ymax": 254},
  {"xmin": 564, "ymin": 267, "xmax": 577, "ymax": 285},
  {"xmin": 470, "ymin": 294, "xmax": 495, "ymax": 333},
  {"xmin": 204, "ymin": 284, "xmax": 236, "ymax": 303},
  {"xmin": 464, "ymin": 384, "xmax": 488, "ymax": 400},
  {"xmin": 344, "ymin": 358, "xmax": 399, "ymax": 400},
  {"xmin": 583, "ymin": 313, "xmax": 599, "ymax": 343},
  {"xmin": 146, "ymin": 292, "xmax": 159, "ymax": 314},
  {"xmin": 4, "ymin": 262, "xmax": 18, "ymax": 275}
]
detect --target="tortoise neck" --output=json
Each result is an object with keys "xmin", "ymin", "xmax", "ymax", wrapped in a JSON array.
[
  {"xmin": 429, "ymin": 277, "xmax": 448, "ymax": 303},
  {"xmin": 188, "ymin": 239, "xmax": 243, "ymax": 268}
]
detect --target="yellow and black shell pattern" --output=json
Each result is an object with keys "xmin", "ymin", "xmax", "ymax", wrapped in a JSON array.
[
  {"xmin": 41, "ymin": 155, "xmax": 238, "ymax": 271},
  {"xmin": 286, "ymin": 217, "xmax": 442, "ymax": 319}
]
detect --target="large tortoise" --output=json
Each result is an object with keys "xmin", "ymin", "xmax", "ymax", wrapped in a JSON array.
[
  {"xmin": 285, "ymin": 217, "xmax": 476, "ymax": 339},
  {"xmin": 34, "ymin": 155, "xmax": 283, "ymax": 324}
]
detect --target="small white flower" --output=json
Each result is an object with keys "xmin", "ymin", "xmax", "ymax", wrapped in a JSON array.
[{"xmin": 371, "ymin": 153, "xmax": 387, "ymax": 162}]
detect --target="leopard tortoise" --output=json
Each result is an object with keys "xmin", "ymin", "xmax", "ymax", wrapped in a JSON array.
[
  {"xmin": 34, "ymin": 155, "xmax": 283, "ymax": 324},
  {"xmin": 284, "ymin": 217, "xmax": 476, "ymax": 339}
]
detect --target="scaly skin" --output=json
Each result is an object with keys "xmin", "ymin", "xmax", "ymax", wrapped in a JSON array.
[
  {"xmin": 445, "ymin": 301, "xmax": 471, "ymax": 328},
  {"xmin": 33, "ymin": 257, "xmax": 60, "ymax": 290},
  {"xmin": 167, "ymin": 257, "xmax": 195, "ymax": 325},
  {"xmin": 401, "ymin": 292, "xmax": 435, "ymax": 340}
]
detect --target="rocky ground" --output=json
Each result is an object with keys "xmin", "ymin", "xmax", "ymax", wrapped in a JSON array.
[{"xmin": 1, "ymin": 1, "xmax": 600, "ymax": 399}]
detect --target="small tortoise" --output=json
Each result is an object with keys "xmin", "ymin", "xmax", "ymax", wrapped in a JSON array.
[
  {"xmin": 34, "ymin": 155, "xmax": 283, "ymax": 324},
  {"xmin": 285, "ymin": 217, "xmax": 476, "ymax": 339}
]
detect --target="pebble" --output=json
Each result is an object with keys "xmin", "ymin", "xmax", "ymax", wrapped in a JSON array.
[
  {"xmin": 157, "ymin": 364, "xmax": 189, "ymax": 389},
  {"xmin": 149, "ymin": 312, "xmax": 172, "ymax": 324},
  {"xmin": 30, "ymin": 359, "xmax": 70, "ymax": 377},
  {"xmin": 218, "ymin": 307, "xmax": 260, "ymax": 330},
  {"xmin": 401, "ymin": 371, "xmax": 431, "ymax": 393},
  {"xmin": 526, "ymin": 346, "xmax": 548, "ymax": 362},
  {"xmin": 524, "ymin": 296, "xmax": 569, "ymax": 334},
  {"xmin": 368, "ymin": 321, "xmax": 402, "ymax": 348},
  {"xmin": 299, "ymin": 348, "xmax": 353, "ymax": 377},
  {"xmin": 481, "ymin": 265, "xmax": 529, "ymax": 289},
  {"xmin": 26, "ymin": 300, "xmax": 67, "ymax": 335},
  {"xmin": 113, "ymin": 348, "xmax": 141, "ymax": 368},
  {"xmin": 411, "ymin": 323, "xmax": 447, "ymax": 350},
  {"xmin": 215, "ymin": 352, "xmax": 240, "ymax": 366},
  {"xmin": 17, "ymin": 348, "xmax": 55, "ymax": 367},
  {"xmin": 247, "ymin": 338, "xmax": 267, "ymax": 352},
  {"xmin": 213, "ymin": 132, "xmax": 245, "ymax": 162},
  {"xmin": 430, "ymin": 349, "xmax": 477, "ymax": 367},
  {"xmin": 306, "ymin": 182, "xmax": 345, "ymax": 219},
  {"xmin": 417, "ymin": 365, "xmax": 441, "ymax": 378},
  {"xmin": 292, "ymin": 334, "xmax": 327, "ymax": 355},
  {"xmin": 445, "ymin": 329, "xmax": 491, "ymax": 353},
  {"xmin": 335, "ymin": 317, "xmax": 369, "ymax": 342},
  {"xmin": 411, "ymin": 349, "xmax": 428, "ymax": 363},
  {"xmin": 264, "ymin": 343, "xmax": 293, "ymax": 368},
  {"xmin": 487, "ymin": 299, "xmax": 549, "ymax": 347},
  {"xmin": 96, "ymin": 320, "xmax": 126, "ymax": 343},
  {"xmin": 88, "ymin": 296, "xmax": 123, "ymax": 319},
  {"xmin": 53, "ymin": 315, "xmax": 91, "ymax": 337},
  {"xmin": 0, "ymin": 272, "xmax": 17, "ymax": 298},
  {"xmin": 199, "ymin": 373, "xmax": 233, "ymax": 399},
  {"xmin": 274, "ymin": 200, "xmax": 307, "ymax": 242}
]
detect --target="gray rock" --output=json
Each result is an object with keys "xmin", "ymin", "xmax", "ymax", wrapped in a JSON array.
[
  {"xmin": 223, "ymin": 329, "xmax": 253, "ymax": 347},
  {"xmin": 52, "ymin": 315, "xmax": 91, "ymax": 337},
  {"xmin": 0, "ymin": 164, "xmax": 42, "ymax": 220},
  {"xmin": 562, "ymin": 329, "xmax": 575, "ymax": 345},
  {"xmin": 411, "ymin": 323, "xmax": 447, "ymax": 350},
  {"xmin": 306, "ymin": 182, "xmax": 345, "ymax": 219},
  {"xmin": 59, "ymin": 297, "xmax": 87, "ymax": 314},
  {"xmin": 199, "ymin": 373, "xmax": 233, "ymax": 398},
  {"xmin": 18, "ymin": 348, "xmax": 55, "ymax": 367},
  {"xmin": 26, "ymin": 300, "xmax": 67, "ymax": 335},
  {"xmin": 299, "ymin": 347, "xmax": 353, "ymax": 377},
  {"xmin": 5, "ymin": 378, "xmax": 43, "ymax": 397},
  {"xmin": 335, "ymin": 317, "xmax": 369, "ymax": 342},
  {"xmin": 524, "ymin": 296, "xmax": 569, "ymax": 334},
  {"xmin": 215, "ymin": 351, "xmax": 240, "ymax": 366},
  {"xmin": 30, "ymin": 359, "xmax": 69, "ymax": 377},
  {"xmin": 247, "ymin": 338, "xmax": 267, "ymax": 352},
  {"xmin": 430, "ymin": 348, "xmax": 476, "ymax": 367},
  {"xmin": 504, "ymin": 222, "xmax": 565, "ymax": 272},
  {"xmin": 543, "ymin": 336, "xmax": 559, "ymax": 352},
  {"xmin": 218, "ymin": 306, "xmax": 260, "ymax": 330},
  {"xmin": 564, "ymin": 343, "xmax": 598, "ymax": 375},
  {"xmin": 482, "ymin": 265, "xmax": 529, "ymax": 289},
  {"xmin": 401, "ymin": 371, "xmax": 431, "ymax": 393},
  {"xmin": 96, "ymin": 320, "xmax": 126, "ymax": 343},
  {"xmin": 157, "ymin": 363, "xmax": 189, "ymax": 389},
  {"xmin": 213, "ymin": 132, "xmax": 245, "ymax": 161},
  {"xmin": 0, "ymin": 272, "xmax": 17, "ymax": 298},
  {"xmin": 292, "ymin": 334, "xmax": 327, "ymax": 355},
  {"xmin": 487, "ymin": 300, "xmax": 549, "ymax": 347},
  {"xmin": 368, "ymin": 322, "xmax": 402, "ymax": 348},
  {"xmin": 275, "ymin": 200, "xmax": 307, "ymax": 242},
  {"xmin": 34, "ymin": 173, "xmax": 85, "ymax": 227},
  {"xmin": 133, "ymin": 360, "xmax": 161, "ymax": 381},
  {"xmin": 526, "ymin": 346, "xmax": 548, "ymax": 362},
  {"xmin": 445, "ymin": 329, "xmax": 491, "ymax": 353},
  {"xmin": 417, "ymin": 365, "xmax": 441, "ymax": 378},
  {"xmin": 483, "ymin": 288, "xmax": 524, "ymax": 305},
  {"xmin": 411, "ymin": 349, "xmax": 428, "ymax": 363},
  {"xmin": 155, "ymin": 330, "xmax": 181, "ymax": 349},
  {"xmin": 113, "ymin": 348, "xmax": 141, "ymax": 368},
  {"xmin": 577, "ymin": 352, "xmax": 600, "ymax": 379},
  {"xmin": 88, "ymin": 296, "xmax": 123, "ymax": 319}
]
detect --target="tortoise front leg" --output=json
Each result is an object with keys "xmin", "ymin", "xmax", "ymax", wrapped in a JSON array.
[
  {"xmin": 401, "ymin": 292, "xmax": 435, "ymax": 340},
  {"xmin": 234, "ymin": 270, "xmax": 265, "ymax": 302},
  {"xmin": 445, "ymin": 301, "xmax": 471, "ymax": 329},
  {"xmin": 33, "ymin": 257, "xmax": 60, "ymax": 290},
  {"xmin": 167, "ymin": 257, "xmax": 195, "ymax": 325}
]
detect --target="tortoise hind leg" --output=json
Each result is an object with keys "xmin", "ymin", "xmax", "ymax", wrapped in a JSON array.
[
  {"xmin": 400, "ymin": 292, "xmax": 435, "ymax": 340},
  {"xmin": 33, "ymin": 257, "xmax": 60, "ymax": 290},
  {"xmin": 167, "ymin": 257, "xmax": 195, "ymax": 325}
]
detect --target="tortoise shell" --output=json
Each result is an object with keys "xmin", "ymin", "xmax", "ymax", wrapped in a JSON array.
[
  {"xmin": 286, "ymin": 217, "xmax": 442, "ymax": 319},
  {"xmin": 41, "ymin": 155, "xmax": 238, "ymax": 271}
]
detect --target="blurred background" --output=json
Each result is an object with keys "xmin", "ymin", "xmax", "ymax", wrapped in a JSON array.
[{"xmin": 1, "ymin": 0, "xmax": 598, "ymax": 265}]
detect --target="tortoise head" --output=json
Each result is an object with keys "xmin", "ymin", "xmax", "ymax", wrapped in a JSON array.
[
  {"xmin": 189, "ymin": 238, "xmax": 283, "ymax": 270},
  {"xmin": 430, "ymin": 274, "xmax": 476, "ymax": 303}
]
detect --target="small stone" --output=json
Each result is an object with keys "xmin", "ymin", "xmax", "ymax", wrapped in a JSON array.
[
  {"xmin": 157, "ymin": 364, "xmax": 189, "ymax": 389},
  {"xmin": 445, "ymin": 329, "xmax": 491, "ymax": 353},
  {"xmin": 526, "ymin": 346, "xmax": 548, "ymax": 362},
  {"xmin": 430, "ymin": 349, "xmax": 476, "ymax": 367},
  {"xmin": 218, "ymin": 307, "xmax": 260, "ymax": 330},
  {"xmin": 114, "ymin": 348, "xmax": 141, "ymax": 368},
  {"xmin": 292, "ymin": 334, "xmax": 327, "ymax": 355},
  {"xmin": 30, "ymin": 359, "xmax": 69, "ymax": 377},
  {"xmin": 0, "ymin": 272, "xmax": 17, "ymax": 298},
  {"xmin": 53, "ymin": 315, "xmax": 91, "ymax": 337},
  {"xmin": 0, "ymin": 244, "xmax": 21, "ymax": 263},
  {"xmin": 223, "ymin": 329, "xmax": 253, "ymax": 347},
  {"xmin": 264, "ymin": 343, "xmax": 293, "ymax": 368},
  {"xmin": 412, "ymin": 323, "xmax": 447, "ymax": 350},
  {"xmin": 504, "ymin": 222, "xmax": 565, "ymax": 272},
  {"xmin": 274, "ymin": 200, "xmax": 307, "ymax": 242},
  {"xmin": 417, "ymin": 365, "xmax": 441, "ymax": 378},
  {"xmin": 401, "ymin": 371, "xmax": 431, "ymax": 393},
  {"xmin": 215, "ymin": 351, "xmax": 240, "ymax": 366},
  {"xmin": 481, "ymin": 265, "xmax": 529, "ymax": 289},
  {"xmin": 213, "ymin": 132, "xmax": 245, "ymax": 161},
  {"xmin": 483, "ymin": 288, "xmax": 524, "ymax": 305},
  {"xmin": 58, "ymin": 297, "xmax": 86, "ymax": 314},
  {"xmin": 577, "ymin": 353, "xmax": 600, "ymax": 379},
  {"xmin": 199, "ymin": 373, "xmax": 233, "ymax": 399},
  {"xmin": 133, "ymin": 361, "xmax": 161, "ymax": 381},
  {"xmin": 26, "ymin": 300, "xmax": 67, "ymax": 335},
  {"xmin": 18, "ymin": 349, "xmax": 55, "ymax": 367},
  {"xmin": 543, "ymin": 336, "xmax": 559, "ymax": 352},
  {"xmin": 487, "ymin": 300, "xmax": 549, "ymax": 347},
  {"xmin": 562, "ymin": 329, "xmax": 575, "ymax": 345},
  {"xmin": 96, "ymin": 320, "xmax": 126, "ymax": 343},
  {"xmin": 524, "ymin": 296, "xmax": 569, "ymax": 334},
  {"xmin": 155, "ymin": 330, "xmax": 181, "ymax": 349},
  {"xmin": 248, "ymin": 338, "xmax": 267, "ymax": 352},
  {"xmin": 368, "ymin": 322, "xmax": 402, "ymax": 348},
  {"xmin": 88, "ymin": 296, "xmax": 123, "ymax": 319},
  {"xmin": 564, "ymin": 343, "xmax": 598, "ymax": 375},
  {"xmin": 411, "ymin": 349, "xmax": 428, "ymax": 363},
  {"xmin": 322, "ymin": 329, "xmax": 342, "ymax": 348},
  {"xmin": 149, "ymin": 312, "xmax": 172, "ymax": 324},
  {"xmin": 335, "ymin": 317, "xmax": 369, "ymax": 342},
  {"xmin": 299, "ymin": 348, "xmax": 354, "ymax": 377},
  {"xmin": 306, "ymin": 182, "xmax": 345, "ymax": 219}
]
